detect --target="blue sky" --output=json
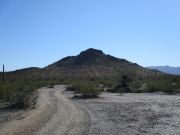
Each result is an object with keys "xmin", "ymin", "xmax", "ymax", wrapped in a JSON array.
[{"xmin": 0, "ymin": 0, "xmax": 180, "ymax": 71}]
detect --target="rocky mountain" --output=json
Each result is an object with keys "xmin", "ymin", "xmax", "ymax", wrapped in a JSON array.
[
  {"xmin": 4, "ymin": 48, "xmax": 165, "ymax": 81},
  {"xmin": 147, "ymin": 66, "xmax": 180, "ymax": 75},
  {"xmin": 44, "ymin": 48, "xmax": 164, "ymax": 79},
  {"xmin": 47, "ymin": 48, "xmax": 133, "ymax": 67}
]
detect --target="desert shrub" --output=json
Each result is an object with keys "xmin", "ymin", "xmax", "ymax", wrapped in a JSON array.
[
  {"xmin": 146, "ymin": 81, "xmax": 161, "ymax": 92},
  {"xmin": 146, "ymin": 80, "xmax": 180, "ymax": 94},
  {"xmin": 9, "ymin": 88, "xmax": 38, "ymax": 109},
  {"xmin": 0, "ymin": 81, "xmax": 39, "ymax": 109},
  {"xmin": 47, "ymin": 82, "xmax": 54, "ymax": 88},
  {"xmin": 129, "ymin": 81, "xmax": 146, "ymax": 93},
  {"xmin": 78, "ymin": 83, "xmax": 101, "ymax": 98},
  {"xmin": 69, "ymin": 82, "xmax": 102, "ymax": 98},
  {"xmin": 98, "ymin": 79, "xmax": 117, "ymax": 90},
  {"xmin": 112, "ymin": 76, "xmax": 180, "ymax": 94},
  {"xmin": 114, "ymin": 75, "xmax": 131, "ymax": 93}
]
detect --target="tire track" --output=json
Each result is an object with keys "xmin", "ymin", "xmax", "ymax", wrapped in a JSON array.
[{"xmin": 0, "ymin": 85, "xmax": 92, "ymax": 135}]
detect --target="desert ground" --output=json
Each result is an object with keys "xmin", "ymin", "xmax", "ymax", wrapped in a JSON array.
[{"xmin": 1, "ymin": 85, "xmax": 180, "ymax": 135}]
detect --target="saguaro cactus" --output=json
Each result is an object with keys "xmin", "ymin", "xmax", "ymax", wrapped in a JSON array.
[{"xmin": 3, "ymin": 64, "xmax": 5, "ymax": 82}]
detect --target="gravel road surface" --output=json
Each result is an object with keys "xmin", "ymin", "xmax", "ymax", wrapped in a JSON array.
[
  {"xmin": 1, "ymin": 85, "xmax": 180, "ymax": 135},
  {"xmin": 0, "ymin": 85, "xmax": 91, "ymax": 135}
]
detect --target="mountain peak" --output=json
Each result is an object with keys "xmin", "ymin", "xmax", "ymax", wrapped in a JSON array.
[
  {"xmin": 73, "ymin": 48, "xmax": 106, "ymax": 65},
  {"xmin": 79, "ymin": 48, "xmax": 104, "ymax": 57},
  {"xmin": 14, "ymin": 48, "xmax": 163, "ymax": 80}
]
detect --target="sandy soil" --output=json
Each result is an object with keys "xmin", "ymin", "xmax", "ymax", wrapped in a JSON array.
[
  {"xmin": 0, "ymin": 85, "xmax": 91, "ymax": 135},
  {"xmin": 70, "ymin": 92, "xmax": 180, "ymax": 135},
  {"xmin": 1, "ymin": 85, "xmax": 180, "ymax": 135}
]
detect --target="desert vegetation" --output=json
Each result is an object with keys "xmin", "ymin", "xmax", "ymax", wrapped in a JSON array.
[
  {"xmin": 67, "ymin": 81, "xmax": 102, "ymax": 98},
  {"xmin": 65, "ymin": 74, "xmax": 180, "ymax": 99},
  {"xmin": 0, "ymin": 81, "xmax": 40, "ymax": 109},
  {"xmin": 0, "ymin": 79, "xmax": 58, "ymax": 109},
  {"xmin": 1, "ymin": 72, "xmax": 180, "ymax": 110},
  {"xmin": 113, "ymin": 75, "xmax": 180, "ymax": 94}
]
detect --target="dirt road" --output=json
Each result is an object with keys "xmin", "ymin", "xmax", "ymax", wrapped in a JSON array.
[
  {"xmin": 1, "ymin": 85, "xmax": 180, "ymax": 135},
  {"xmin": 0, "ymin": 85, "xmax": 92, "ymax": 135}
]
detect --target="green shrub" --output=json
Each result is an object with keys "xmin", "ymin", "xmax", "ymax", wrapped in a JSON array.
[
  {"xmin": 78, "ymin": 83, "xmax": 101, "ymax": 98},
  {"xmin": 146, "ymin": 80, "xmax": 180, "ymax": 94},
  {"xmin": 9, "ymin": 88, "xmax": 38, "ymax": 109},
  {"xmin": 129, "ymin": 81, "xmax": 145, "ymax": 93},
  {"xmin": 0, "ymin": 81, "xmax": 39, "ymax": 109},
  {"xmin": 114, "ymin": 75, "xmax": 131, "ymax": 93},
  {"xmin": 69, "ymin": 82, "xmax": 101, "ymax": 98}
]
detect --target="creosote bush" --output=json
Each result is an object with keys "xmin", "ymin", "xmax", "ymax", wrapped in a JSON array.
[
  {"xmin": 9, "ymin": 88, "xmax": 38, "ymax": 109},
  {"xmin": 111, "ymin": 75, "xmax": 180, "ymax": 94},
  {"xmin": 68, "ymin": 82, "xmax": 102, "ymax": 98},
  {"xmin": 113, "ymin": 75, "xmax": 131, "ymax": 93},
  {"xmin": 128, "ymin": 78, "xmax": 180, "ymax": 94},
  {"xmin": 0, "ymin": 81, "xmax": 39, "ymax": 109}
]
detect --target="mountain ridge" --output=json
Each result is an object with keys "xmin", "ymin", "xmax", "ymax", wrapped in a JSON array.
[
  {"xmin": 43, "ymin": 48, "xmax": 165, "ymax": 80},
  {"xmin": 147, "ymin": 66, "xmax": 180, "ymax": 75},
  {"xmin": 4, "ymin": 48, "xmax": 167, "ymax": 81},
  {"xmin": 47, "ymin": 48, "xmax": 137, "ymax": 68}
]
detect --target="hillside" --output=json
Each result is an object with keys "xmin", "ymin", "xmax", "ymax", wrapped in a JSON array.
[
  {"xmin": 147, "ymin": 66, "xmax": 180, "ymax": 75},
  {"xmin": 3, "ymin": 48, "xmax": 165, "ymax": 82},
  {"xmin": 4, "ymin": 67, "xmax": 42, "ymax": 81},
  {"xmin": 44, "ymin": 48, "xmax": 164, "ymax": 80}
]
